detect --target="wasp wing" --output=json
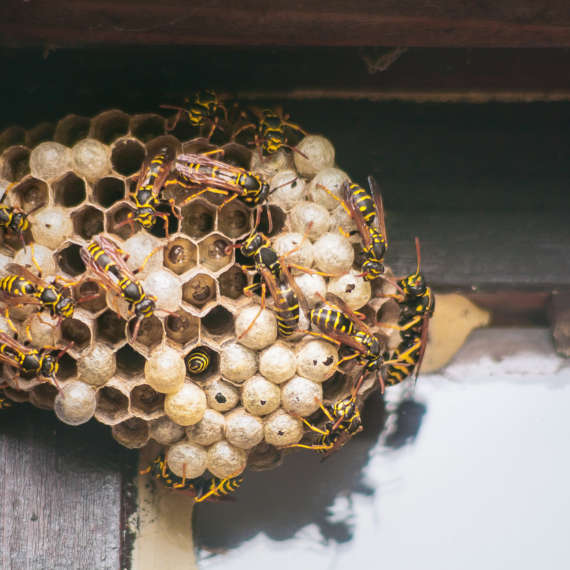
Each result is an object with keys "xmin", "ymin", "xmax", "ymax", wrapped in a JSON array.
[
  {"xmin": 367, "ymin": 175, "xmax": 388, "ymax": 246},
  {"xmin": 175, "ymin": 153, "xmax": 246, "ymax": 195},
  {"xmin": 343, "ymin": 181, "xmax": 373, "ymax": 252},
  {"xmin": 5, "ymin": 263, "xmax": 49, "ymax": 289}
]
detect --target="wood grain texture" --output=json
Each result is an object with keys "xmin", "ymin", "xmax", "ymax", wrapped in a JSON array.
[
  {"xmin": 1, "ymin": 0, "xmax": 570, "ymax": 47},
  {"xmin": 0, "ymin": 405, "xmax": 136, "ymax": 570},
  {"xmin": 386, "ymin": 211, "xmax": 570, "ymax": 288}
]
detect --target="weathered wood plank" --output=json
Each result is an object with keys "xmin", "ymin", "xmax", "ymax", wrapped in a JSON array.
[
  {"xmin": 386, "ymin": 211, "xmax": 570, "ymax": 288},
  {"xmin": 2, "ymin": 1, "xmax": 570, "ymax": 47},
  {"xmin": 0, "ymin": 405, "xmax": 136, "ymax": 570}
]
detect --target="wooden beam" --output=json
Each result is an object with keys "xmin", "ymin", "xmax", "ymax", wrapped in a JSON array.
[
  {"xmin": 0, "ymin": 405, "xmax": 136, "ymax": 569},
  {"xmin": 2, "ymin": 1, "xmax": 570, "ymax": 47}
]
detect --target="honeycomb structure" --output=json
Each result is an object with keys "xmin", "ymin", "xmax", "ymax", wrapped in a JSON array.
[{"xmin": 0, "ymin": 109, "xmax": 401, "ymax": 479}]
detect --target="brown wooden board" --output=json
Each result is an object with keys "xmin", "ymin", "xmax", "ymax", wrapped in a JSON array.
[
  {"xmin": 2, "ymin": 1, "xmax": 570, "ymax": 47},
  {"xmin": 0, "ymin": 404, "xmax": 137, "ymax": 569}
]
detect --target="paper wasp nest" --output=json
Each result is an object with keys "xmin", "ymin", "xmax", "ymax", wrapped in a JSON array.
[{"xmin": 0, "ymin": 109, "xmax": 400, "ymax": 478}]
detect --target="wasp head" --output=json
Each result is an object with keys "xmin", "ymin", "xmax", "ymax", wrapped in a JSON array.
[
  {"xmin": 40, "ymin": 353, "xmax": 58, "ymax": 379},
  {"xmin": 402, "ymin": 273, "xmax": 427, "ymax": 297},
  {"xmin": 240, "ymin": 232, "xmax": 267, "ymax": 257},
  {"xmin": 10, "ymin": 211, "xmax": 29, "ymax": 235}
]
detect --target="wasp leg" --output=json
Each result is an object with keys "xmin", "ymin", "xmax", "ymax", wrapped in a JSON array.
[
  {"xmin": 154, "ymin": 211, "xmax": 172, "ymax": 239},
  {"xmin": 283, "ymin": 121, "xmax": 308, "ymax": 136},
  {"xmin": 231, "ymin": 122, "xmax": 256, "ymax": 141},
  {"xmin": 287, "ymin": 443, "xmax": 333, "ymax": 451},
  {"xmin": 134, "ymin": 245, "xmax": 163, "ymax": 275},
  {"xmin": 238, "ymin": 283, "xmax": 266, "ymax": 340},
  {"xmin": 299, "ymin": 329, "xmax": 342, "ymax": 346},
  {"xmin": 195, "ymin": 479, "xmax": 228, "ymax": 503},
  {"xmin": 3, "ymin": 308, "xmax": 18, "ymax": 335},
  {"xmin": 172, "ymin": 464, "xmax": 188, "ymax": 489},
  {"xmin": 219, "ymin": 192, "xmax": 239, "ymax": 209},
  {"xmin": 179, "ymin": 186, "xmax": 229, "ymax": 207},
  {"xmin": 139, "ymin": 465, "xmax": 152, "ymax": 475},
  {"xmin": 317, "ymin": 184, "xmax": 352, "ymax": 217},
  {"xmin": 160, "ymin": 105, "xmax": 186, "ymax": 131},
  {"xmin": 336, "ymin": 351, "xmax": 360, "ymax": 368}
]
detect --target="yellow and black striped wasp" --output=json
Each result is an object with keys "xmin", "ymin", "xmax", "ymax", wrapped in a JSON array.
[
  {"xmin": 287, "ymin": 389, "xmax": 364, "ymax": 456},
  {"xmin": 383, "ymin": 238, "xmax": 434, "ymax": 385},
  {"xmin": 0, "ymin": 183, "xmax": 30, "ymax": 249},
  {"xmin": 343, "ymin": 176, "xmax": 388, "ymax": 282},
  {"xmin": 173, "ymin": 150, "xmax": 270, "ymax": 209},
  {"xmin": 80, "ymin": 236, "xmax": 157, "ymax": 342},
  {"xmin": 0, "ymin": 262, "xmax": 75, "ymax": 329},
  {"xmin": 160, "ymin": 89, "xmax": 227, "ymax": 139},
  {"xmin": 141, "ymin": 453, "xmax": 243, "ymax": 503},
  {"xmin": 228, "ymin": 229, "xmax": 333, "ymax": 339},
  {"xmin": 232, "ymin": 106, "xmax": 307, "ymax": 156},
  {"xmin": 171, "ymin": 150, "xmax": 273, "ymax": 230},
  {"xmin": 0, "ymin": 331, "xmax": 66, "ymax": 389},
  {"xmin": 307, "ymin": 293, "xmax": 399, "ymax": 393},
  {"xmin": 117, "ymin": 147, "xmax": 180, "ymax": 238}
]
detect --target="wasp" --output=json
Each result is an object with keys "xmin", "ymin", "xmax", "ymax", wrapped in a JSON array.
[
  {"xmin": 287, "ymin": 391, "xmax": 363, "ymax": 456},
  {"xmin": 232, "ymin": 106, "xmax": 307, "ymax": 156},
  {"xmin": 382, "ymin": 238, "xmax": 434, "ymax": 384},
  {"xmin": 344, "ymin": 177, "xmax": 388, "ymax": 281},
  {"xmin": 80, "ymin": 236, "xmax": 157, "ymax": 341},
  {"xmin": 185, "ymin": 347, "xmax": 211, "ymax": 375},
  {"xmin": 117, "ymin": 148, "xmax": 180, "ymax": 238},
  {"xmin": 229, "ymin": 230, "xmax": 332, "ymax": 339},
  {"xmin": 318, "ymin": 176, "xmax": 388, "ymax": 282},
  {"xmin": 0, "ymin": 331, "xmax": 65, "ymax": 389},
  {"xmin": 0, "ymin": 262, "xmax": 75, "ymax": 325},
  {"xmin": 174, "ymin": 150, "xmax": 270, "ymax": 209},
  {"xmin": 141, "ymin": 453, "xmax": 243, "ymax": 503},
  {"xmin": 307, "ymin": 293, "xmax": 401, "ymax": 393},
  {"xmin": 160, "ymin": 89, "xmax": 227, "ymax": 139},
  {"xmin": 0, "ymin": 183, "xmax": 30, "ymax": 249},
  {"xmin": 392, "ymin": 237, "xmax": 434, "ymax": 341},
  {"xmin": 383, "ymin": 334, "xmax": 425, "ymax": 387}
]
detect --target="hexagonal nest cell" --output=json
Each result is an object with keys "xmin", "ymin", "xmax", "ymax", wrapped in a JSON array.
[
  {"xmin": 57, "ymin": 242, "xmax": 86, "ymax": 276},
  {"xmin": 1, "ymin": 145, "xmax": 30, "ymax": 181},
  {"xmin": 182, "ymin": 273, "xmax": 217, "ymax": 308},
  {"xmin": 93, "ymin": 177, "xmax": 125, "ymax": 208},
  {"xmin": 90, "ymin": 110, "xmax": 130, "ymax": 144},
  {"xmin": 12, "ymin": 176, "xmax": 48, "ymax": 213},
  {"xmin": 54, "ymin": 115, "xmax": 91, "ymax": 146},
  {"xmin": 130, "ymin": 384, "xmax": 165, "ymax": 418},
  {"xmin": 53, "ymin": 172, "xmax": 87, "ymax": 208},
  {"xmin": 180, "ymin": 200, "xmax": 215, "ymax": 239},
  {"xmin": 96, "ymin": 310, "xmax": 127, "ymax": 347},
  {"xmin": 111, "ymin": 138, "xmax": 146, "ymax": 176},
  {"xmin": 0, "ymin": 106, "xmax": 412, "ymax": 482},
  {"xmin": 163, "ymin": 237, "xmax": 197, "ymax": 275},
  {"xmin": 72, "ymin": 205, "xmax": 104, "ymax": 240},
  {"xmin": 165, "ymin": 310, "xmax": 199, "ymax": 347}
]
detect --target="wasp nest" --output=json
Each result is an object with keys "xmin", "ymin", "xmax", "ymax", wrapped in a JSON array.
[{"xmin": 0, "ymin": 108, "xmax": 401, "ymax": 480}]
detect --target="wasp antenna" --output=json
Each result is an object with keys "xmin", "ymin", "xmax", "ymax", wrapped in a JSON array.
[
  {"xmin": 285, "ymin": 144, "xmax": 308, "ymax": 160},
  {"xmin": 269, "ymin": 177, "xmax": 298, "ymax": 194},
  {"xmin": 414, "ymin": 236, "xmax": 422, "ymax": 275},
  {"xmin": 56, "ymin": 341, "xmax": 74, "ymax": 360},
  {"xmin": 130, "ymin": 316, "xmax": 142, "ymax": 343}
]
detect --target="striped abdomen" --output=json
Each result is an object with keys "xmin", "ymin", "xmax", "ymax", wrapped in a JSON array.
[
  {"xmin": 87, "ymin": 243, "xmax": 121, "ymax": 278},
  {"xmin": 196, "ymin": 476, "xmax": 243, "ymax": 500},
  {"xmin": 0, "ymin": 275, "xmax": 35, "ymax": 296},
  {"xmin": 273, "ymin": 280, "xmax": 299, "ymax": 337},
  {"xmin": 347, "ymin": 182, "xmax": 376, "ymax": 225},
  {"xmin": 185, "ymin": 349, "xmax": 210, "ymax": 375},
  {"xmin": 310, "ymin": 307, "xmax": 355, "ymax": 336},
  {"xmin": 384, "ymin": 336, "xmax": 422, "ymax": 386}
]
